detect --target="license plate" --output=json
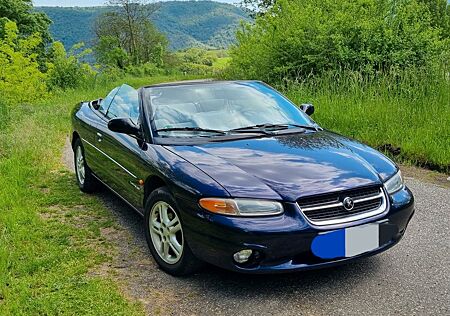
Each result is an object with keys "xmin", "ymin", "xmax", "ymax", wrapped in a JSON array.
[{"xmin": 311, "ymin": 223, "xmax": 380, "ymax": 259}]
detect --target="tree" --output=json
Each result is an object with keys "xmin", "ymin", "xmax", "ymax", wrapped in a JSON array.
[
  {"xmin": 134, "ymin": 19, "xmax": 167, "ymax": 66},
  {"xmin": 240, "ymin": 0, "xmax": 275, "ymax": 17},
  {"xmin": 94, "ymin": 36, "xmax": 129, "ymax": 68},
  {"xmin": 94, "ymin": 0, "xmax": 167, "ymax": 66},
  {"xmin": 0, "ymin": 0, "xmax": 51, "ymax": 41},
  {"xmin": 0, "ymin": 0, "xmax": 52, "ymax": 68}
]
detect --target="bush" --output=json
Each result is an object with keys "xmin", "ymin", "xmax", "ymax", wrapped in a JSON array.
[
  {"xmin": 0, "ymin": 20, "xmax": 48, "ymax": 105},
  {"xmin": 228, "ymin": 0, "xmax": 448, "ymax": 83},
  {"xmin": 179, "ymin": 48, "xmax": 217, "ymax": 66},
  {"xmin": 47, "ymin": 42, "xmax": 96, "ymax": 90},
  {"xmin": 97, "ymin": 66, "xmax": 125, "ymax": 83},
  {"xmin": 178, "ymin": 62, "xmax": 213, "ymax": 75},
  {"xmin": 125, "ymin": 63, "xmax": 164, "ymax": 77}
]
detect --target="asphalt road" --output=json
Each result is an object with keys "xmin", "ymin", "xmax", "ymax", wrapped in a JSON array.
[{"xmin": 64, "ymin": 144, "xmax": 450, "ymax": 315}]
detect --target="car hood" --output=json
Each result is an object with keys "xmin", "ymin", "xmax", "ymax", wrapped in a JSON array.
[{"xmin": 164, "ymin": 131, "xmax": 397, "ymax": 201}]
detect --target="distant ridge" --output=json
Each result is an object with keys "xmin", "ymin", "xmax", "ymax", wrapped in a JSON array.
[{"xmin": 36, "ymin": 1, "xmax": 251, "ymax": 51}]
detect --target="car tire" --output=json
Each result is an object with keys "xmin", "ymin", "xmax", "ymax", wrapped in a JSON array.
[
  {"xmin": 74, "ymin": 138, "xmax": 99, "ymax": 193},
  {"xmin": 144, "ymin": 187, "xmax": 203, "ymax": 276}
]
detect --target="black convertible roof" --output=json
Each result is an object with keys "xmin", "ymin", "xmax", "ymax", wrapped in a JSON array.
[{"xmin": 143, "ymin": 79, "xmax": 261, "ymax": 89}]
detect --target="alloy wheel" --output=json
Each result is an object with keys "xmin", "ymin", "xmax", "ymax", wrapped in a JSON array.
[
  {"xmin": 149, "ymin": 201, "xmax": 184, "ymax": 264},
  {"xmin": 75, "ymin": 145, "xmax": 85, "ymax": 185}
]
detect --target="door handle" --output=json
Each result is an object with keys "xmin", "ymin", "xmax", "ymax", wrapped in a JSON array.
[{"xmin": 96, "ymin": 132, "xmax": 103, "ymax": 142}]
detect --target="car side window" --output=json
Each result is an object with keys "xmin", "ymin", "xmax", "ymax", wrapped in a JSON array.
[
  {"xmin": 106, "ymin": 84, "xmax": 140, "ymax": 124},
  {"xmin": 98, "ymin": 86, "xmax": 120, "ymax": 114}
]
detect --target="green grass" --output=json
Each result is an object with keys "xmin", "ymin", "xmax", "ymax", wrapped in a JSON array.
[
  {"xmin": 0, "ymin": 74, "xmax": 199, "ymax": 315},
  {"xmin": 0, "ymin": 69, "xmax": 448, "ymax": 314},
  {"xmin": 284, "ymin": 69, "xmax": 450, "ymax": 173}
]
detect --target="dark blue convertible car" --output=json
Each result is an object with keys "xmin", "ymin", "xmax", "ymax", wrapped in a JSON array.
[{"xmin": 71, "ymin": 80, "xmax": 414, "ymax": 275}]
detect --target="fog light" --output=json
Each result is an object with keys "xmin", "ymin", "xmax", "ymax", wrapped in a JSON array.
[{"xmin": 233, "ymin": 249, "xmax": 253, "ymax": 263}]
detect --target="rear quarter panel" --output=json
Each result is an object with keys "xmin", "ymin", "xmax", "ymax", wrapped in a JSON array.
[{"xmin": 72, "ymin": 102, "xmax": 102, "ymax": 173}]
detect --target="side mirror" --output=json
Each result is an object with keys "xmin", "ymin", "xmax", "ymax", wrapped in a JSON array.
[
  {"xmin": 90, "ymin": 98, "xmax": 103, "ymax": 110},
  {"xmin": 108, "ymin": 117, "xmax": 141, "ymax": 137},
  {"xmin": 300, "ymin": 103, "xmax": 315, "ymax": 116}
]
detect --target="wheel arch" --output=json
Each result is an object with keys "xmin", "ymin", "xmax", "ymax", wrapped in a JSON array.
[
  {"xmin": 144, "ymin": 175, "xmax": 167, "ymax": 207},
  {"xmin": 71, "ymin": 131, "xmax": 80, "ymax": 150}
]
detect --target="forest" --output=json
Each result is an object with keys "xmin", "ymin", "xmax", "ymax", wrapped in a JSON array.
[{"xmin": 36, "ymin": 2, "xmax": 250, "ymax": 51}]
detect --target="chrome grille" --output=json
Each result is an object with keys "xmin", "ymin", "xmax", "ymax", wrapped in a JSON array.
[{"xmin": 297, "ymin": 186, "xmax": 387, "ymax": 226}]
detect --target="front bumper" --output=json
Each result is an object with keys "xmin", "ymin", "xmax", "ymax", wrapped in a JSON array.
[{"xmin": 181, "ymin": 186, "xmax": 414, "ymax": 273}]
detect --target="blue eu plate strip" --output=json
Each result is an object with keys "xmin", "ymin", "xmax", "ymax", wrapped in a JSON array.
[{"xmin": 311, "ymin": 224, "xmax": 380, "ymax": 259}]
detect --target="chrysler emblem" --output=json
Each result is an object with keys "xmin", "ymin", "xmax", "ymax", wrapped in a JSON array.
[{"xmin": 342, "ymin": 197, "xmax": 355, "ymax": 211}]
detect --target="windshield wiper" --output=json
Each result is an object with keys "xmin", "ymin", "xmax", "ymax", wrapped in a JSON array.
[
  {"xmin": 155, "ymin": 127, "xmax": 227, "ymax": 135},
  {"xmin": 155, "ymin": 123, "xmax": 320, "ymax": 138},
  {"xmin": 282, "ymin": 123, "xmax": 321, "ymax": 131},
  {"xmin": 229, "ymin": 123, "xmax": 319, "ymax": 133}
]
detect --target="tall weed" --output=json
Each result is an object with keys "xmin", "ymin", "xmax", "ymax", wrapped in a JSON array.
[{"xmin": 283, "ymin": 66, "xmax": 450, "ymax": 172}]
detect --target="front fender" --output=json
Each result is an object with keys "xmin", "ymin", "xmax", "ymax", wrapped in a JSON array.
[{"xmin": 141, "ymin": 145, "xmax": 230, "ymax": 201}]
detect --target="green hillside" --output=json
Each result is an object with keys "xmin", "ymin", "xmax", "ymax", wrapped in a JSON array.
[{"xmin": 36, "ymin": 1, "xmax": 250, "ymax": 51}]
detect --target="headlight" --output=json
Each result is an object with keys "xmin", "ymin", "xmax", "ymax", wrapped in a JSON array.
[
  {"xmin": 384, "ymin": 170, "xmax": 404, "ymax": 194},
  {"xmin": 199, "ymin": 198, "xmax": 283, "ymax": 216}
]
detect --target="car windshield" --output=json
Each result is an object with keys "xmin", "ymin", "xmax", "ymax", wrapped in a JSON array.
[{"xmin": 145, "ymin": 81, "xmax": 316, "ymax": 137}]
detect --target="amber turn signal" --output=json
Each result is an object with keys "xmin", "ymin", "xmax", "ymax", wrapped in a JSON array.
[
  {"xmin": 199, "ymin": 198, "xmax": 284, "ymax": 216},
  {"xmin": 199, "ymin": 198, "xmax": 238, "ymax": 215}
]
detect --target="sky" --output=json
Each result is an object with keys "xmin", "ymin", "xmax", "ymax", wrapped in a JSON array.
[{"xmin": 33, "ymin": 0, "xmax": 238, "ymax": 6}]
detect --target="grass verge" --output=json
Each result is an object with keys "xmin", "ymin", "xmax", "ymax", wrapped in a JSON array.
[
  {"xmin": 0, "ymin": 71, "xmax": 448, "ymax": 313},
  {"xmin": 0, "ymin": 75, "xmax": 198, "ymax": 315},
  {"xmin": 284, "ymin": 69, "xmax": 450, "ymax": 173}
]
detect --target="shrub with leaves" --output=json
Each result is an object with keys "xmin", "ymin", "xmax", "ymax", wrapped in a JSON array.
[
  {"xmin": 94, "ymin": 36, "xmax": 129, "ymax": 69},
  {"xmin": 0, "ymin": 20, "xmax": 48, "ymax": 105},
  {"xmin": 47, "ymin": 42, "xmax": 96, "ymax": 90},
  {"xmin": 179, "ymin": 48, "xmax": 217, "ymax": 66},
  {"xmin": 0, "ymin": 0, "xmax": 52, "ymax": 70},
  {"xmin": 125, "ymin": 63, "xmax": 164, "ymax": 77},
  {"xmin": 229, "ymin": 0, "xmax": 449, "ymax": 82},
  {"xmin": 178, "ymin": 62, "xmax": 213, "ymax": 75}
]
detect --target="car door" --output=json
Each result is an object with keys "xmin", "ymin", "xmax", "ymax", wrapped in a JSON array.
[
  {"xmin": 86, "ymin": 86, "xmax": 120, "ymax": 175},
  {"xmin": 94, "ymin": 84, "xmax": 146, "ymax": 208}
]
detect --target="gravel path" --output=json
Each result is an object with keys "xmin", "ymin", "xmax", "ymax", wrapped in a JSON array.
[{"xmin": 63, "ymin": 141, "xmax": 450, "ymax": 315}]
